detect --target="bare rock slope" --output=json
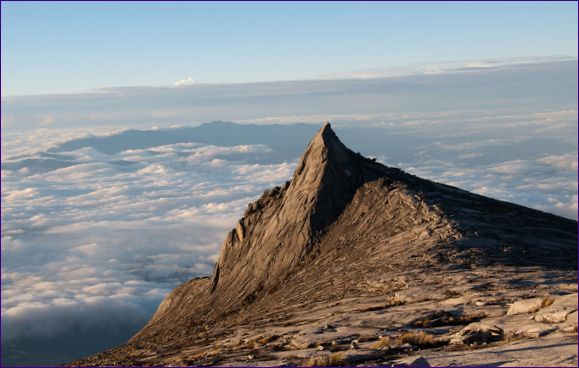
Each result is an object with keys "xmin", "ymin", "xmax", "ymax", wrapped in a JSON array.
[{"xmin": 73, "ymin": 123, "xmax": 577, "ymax": 367}]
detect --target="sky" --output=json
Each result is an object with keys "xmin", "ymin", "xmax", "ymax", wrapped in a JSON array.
[
  {"xmin": 0, "ymin": 1, "xmax": 577, "ymax": 366},
  {"xmin": 1, "ymin": 1, "xmax": 578, "ymax": 95}
]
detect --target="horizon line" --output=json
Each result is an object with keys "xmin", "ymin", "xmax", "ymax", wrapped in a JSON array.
[{"xmin": 2, "ymin": 54, "xmax": 576, "ymax": 99}]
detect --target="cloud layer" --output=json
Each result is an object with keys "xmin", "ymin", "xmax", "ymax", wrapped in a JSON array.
[
  {"xmin": 1, "ymin": 58, "xmax": 576, "ymax": 364},
  {"xmin": 1, "ymin": 131, "xmax": 296, "ymax": 364},
  {"xmin": 2, "ymin": 58, "xmax": 576, "ymax": 131},
  {"xmin": 3, "ymin": 117, "xmax": 577, "ymax": 364}
]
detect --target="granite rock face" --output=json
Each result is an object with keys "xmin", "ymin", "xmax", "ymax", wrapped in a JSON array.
[
  {"xmin": 72, "ymin": 123, "xmax": 578, "ymax": 367},
  {"xmin": 208, "ymin": 123, "xmax": 375, "ymax": 312}
]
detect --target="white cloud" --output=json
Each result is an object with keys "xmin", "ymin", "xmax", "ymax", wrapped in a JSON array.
[
  {"xmin": 316, "ymin": 56, "xmax": 576, "ymax": 80},
  {"xmin": 137, "ymin": 164, "xmax": 169, "ymax": 175},
  {"xmin": 4, "ymin": 188, "xmax": 40, "ymax": 203},
  {"xmin": 1, "ymin": 127, "xmax": 300, "ymax": 364},
  {"xmin": 174, "ymin": 76, "xmax": 195, "ymax": 86},
  {"xmin": 2, "ymin": 58, "xmax": 575, "ymax": 132},
  {"xmin": 72, "ymin": 243, "xmax": 100, "ymax": 257},
  {"xmin": 538, "ymin": 153, "xmax": 578, "ymax": 171}
]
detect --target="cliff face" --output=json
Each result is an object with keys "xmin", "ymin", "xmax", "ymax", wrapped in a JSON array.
[
  {"xmin": 209, "ymin": 123, "xmax": 379, "ymax": 310},
  {"xmin": 73, "ymin": 124, "xmax": 577, "ymax": 367}
]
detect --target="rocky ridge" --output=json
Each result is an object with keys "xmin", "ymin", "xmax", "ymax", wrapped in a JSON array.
[{"xmin": 72, "ymin": 123, "xmax": 577, "ymax": 367}]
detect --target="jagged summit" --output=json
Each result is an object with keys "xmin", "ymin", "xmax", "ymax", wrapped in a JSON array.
[
  {"xmin": 207, "ymin": 123, "xmax": 410, "ymax": 312},
  {"xmin": 208, "ymin": 122, "xmax": 373, "ymax": 310},
  {"xmin": 291, "ymin": 121, "xmax": 359, "ymax": 183},
  {"xmin": 73, "ymin": 123, "xmax": 577, "ymax": 367},
  {"xmin": 298, "ymin": 121, "xmax": 355, "ymax": 167}
]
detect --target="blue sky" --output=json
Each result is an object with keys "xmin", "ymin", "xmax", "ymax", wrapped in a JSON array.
[{"xmin": 1, "ymin": 1, "xmax": 577, "ymax": 96}]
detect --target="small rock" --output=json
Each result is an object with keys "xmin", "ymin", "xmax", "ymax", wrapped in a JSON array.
[
  {"xmin": 393, "ymin": 356, "xmax": 430, "ymax": 367},
  {"xmin": 288, "ymin": 337, "xmax": 310, "ymax": 350},
  {"xmin": 535, "ymin": 309, "xmax": 571, "ymax": 323},
  {"xmin": 451, "ymin": 322, "xmax": 504, "ymax": 345},
  {"xmin": 248, "ymin": 202, "xmax": 257, "ymax": 212},
  {"xmin": 560, "ymin": 311, "xmax": 578, "ymax": 333},
  {"xmin": 235, "ymin": 221, "xmax": 245, "ymax": 241},
  {"xmin": 507, "ymin": 297, "xmax": 546, "ymax": 315},
  {"xmin": 514, "ymin": 324, "xmax": 558, "ymax": 338},
  {"xmin": 561, "ymin": 324, "xmax": 578, "ymax": 333},
  {"xmin": 344, "ymin": 351, "xmax": 383, "ymax": 365},
  {"xmin": 314, "ymin": 324, "xmax": 337, "ymax": 334},
  {"xmin": 534, "ymin": 293, "xmax": 578, "ymax": 324}
]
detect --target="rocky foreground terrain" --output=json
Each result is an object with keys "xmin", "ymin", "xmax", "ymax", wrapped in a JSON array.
[{"xmin": 72, "ymin": 123, "xmax": 577, "ymax": 367}]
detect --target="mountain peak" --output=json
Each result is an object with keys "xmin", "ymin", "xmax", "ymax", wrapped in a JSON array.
[
  {"xmin": 316, "ymin": 120, "xmax": 335, "ymax": 141},
  {"xmin": 203, "ymin": 123, "xmax": 370, "ymax": 309},
  {"xmin": 77, "ymin": 122, "xmax": 578, "ymax": 367},
  {"xmin": 306, "ymin": 121, "xmax": 353, "ymax": 160},
  {"xmin": 292, "ymin": 122, "xmax": 361, "ymax": 183},
  {"xmin": 320, "ymin": 120, "xmax": 332, "ymax": 132}
]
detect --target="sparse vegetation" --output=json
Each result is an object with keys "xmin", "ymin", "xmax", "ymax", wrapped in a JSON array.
[
  {"xmin": 238, "ymin": 334, "xmax": 283, "ymax": 350},
  {"xmin": 182, "ymin": 347, "xmax": 222, "ymax": 365},
  {"xmin": 238, "ymin": 337, "xmax": 260, "ymax": 350},
  {"xmin": 287, "ymin": 338, "xmax": 313, "ymax": 350},
  {"xmin": 370, "ymin": 336, "xmax": 391, "ymax": 350},
  {"xmin": 304, "ymin": 353, "xmax": 346, "ymax": 366},
  {"xmin": 258, "ymin": 334, "xmax": 281, "ymax": 345},
  {"xmin": 389, "ymin": 294, "xmax": 409, "ymax": 306},
  {"xmin": 398, "ymin": 331, "xmax": 439, "ymax": 347}
]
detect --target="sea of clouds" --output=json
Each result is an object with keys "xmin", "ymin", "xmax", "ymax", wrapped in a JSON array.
[
  {"xmin": 1, "ymin": 58, "xmax": 577, "ymax": 364},
  {"xmin": 1, "ymin": 127, "xmax": 298, "ymax": 364}
]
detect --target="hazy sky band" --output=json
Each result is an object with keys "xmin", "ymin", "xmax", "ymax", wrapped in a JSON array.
[{"xmin": 2, "ymin": 1, "xmax": 577, "ymax": 95}]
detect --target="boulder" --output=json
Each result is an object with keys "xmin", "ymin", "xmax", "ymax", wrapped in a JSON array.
[
  {"xmin": 451, "ymin": 322, "xmax": 503, "ymax": 345},
  {"xmin": 393, "ymin": 356, "xmax": 431, "ymax": 367},
  {"xmin": 560, "ymin": 311, "xmax": 578, "ymax": 333},
  {"xmin": 534, "ymin": 293, "xmax": 577, "ymax": 324},
  {"xmin": 235, "ymin": 221, "xmax": 245, "ymax": 241},
  {"xmin": 507, "ymin": 297, "xmax": 548, "ymax": 315},
  {"xmin": 343, "ymin": 351, "xmax": 383, "ymax": 365},
  {"xmin": 514, "ymin": 324, "xmax": 558, "ymax": 338},
  {"xmin": 288, "ymin": 337, "xmax": 312, "ymax": 350}
]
